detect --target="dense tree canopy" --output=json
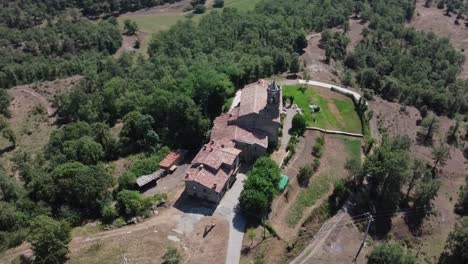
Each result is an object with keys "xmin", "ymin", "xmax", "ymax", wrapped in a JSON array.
[
  {"xmin": 240, "ymin": 157, "xmax": 281, "ymax": 216},
  {"xmin": 28, "ymin": 215, "xmax": 71, "ymax": 264}
]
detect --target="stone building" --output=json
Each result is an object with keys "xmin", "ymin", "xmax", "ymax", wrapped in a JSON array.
[{"xmin": 184, "ymin": 79, "xmax": 281, "ymax": 203}]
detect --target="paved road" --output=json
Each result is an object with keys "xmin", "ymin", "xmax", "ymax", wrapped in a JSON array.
[{"xmin": 214, "ymin": 173, "xmax": 247, "ymax": 264}]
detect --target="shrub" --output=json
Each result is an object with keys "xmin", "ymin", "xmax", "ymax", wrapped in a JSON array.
[
  {"xmin": 116, "ymin": 190, "xmax": 150, "ymax": 218},
  {"xmin": 297, "ymin": 164, "xmax": 314, "ymax": 187},
  {"xmin": 162, "ymin": 247, "xmax": 180, "ymax": 264},
  {"xmin": 312, "ymin": 158, "xmax": 321, "ymax": 171},
  {"xmin": 316, "ymin": 136, "xmax": 325, "ymax": 146},
  {"xmin": 194, "ymin": 4, "xmax": 206, "ymax": 14},
  {"xmin": 312, "ymin": 144, "xmax": 323, "ymax": 158},
  {"xmin": 113, "ymin": 217, "xmax": 126, "ymax": 227},
  {"xmin": 101, "ymin": 205, "xmax": 118, "ymax": 224},
  {"xmin": 213, "ymin": 0, "xmax": 224, "ymax": 8}
]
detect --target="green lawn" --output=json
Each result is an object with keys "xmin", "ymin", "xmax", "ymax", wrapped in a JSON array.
[
  {"xmin": 282, "ymin": 85, "xmax": 362, "ymax": 134},
  {"xmin": 342, "ymin": 138, "xmax": 361, "ymax": 158}
]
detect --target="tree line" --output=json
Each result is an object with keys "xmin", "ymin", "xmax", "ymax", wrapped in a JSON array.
[{"xmin": 0, "ymin": 0, "xmax": 183, "ymax": 29}]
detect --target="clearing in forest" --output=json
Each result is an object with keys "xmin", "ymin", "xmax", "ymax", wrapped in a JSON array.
[{"xmin": 282, "ymin": 85, "xmax": 362, "ymax": 134}]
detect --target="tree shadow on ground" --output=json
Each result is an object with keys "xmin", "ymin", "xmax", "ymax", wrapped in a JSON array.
[
  {"xmin": 0, "ymin": 145, "xmax": 15, "ymax": 155},
  {"xmin": 404, "ymin": 207, "xmax": 432, "ymax": 236}
]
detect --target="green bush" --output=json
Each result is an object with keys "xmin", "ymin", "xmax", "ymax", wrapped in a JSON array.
[
  {"xmin": 367, "ymin": 242, "xmax": 416, "ymax": 264},
  {"xmin": 312, "ymin": 158, "xmax": 321, "ymax": 171},
  {"xmin": 101, "ymin": 205, "xmax": 118, "ymax": 224},
  {"xmin": 194, "ymin": 4, "xmax": 206, "ymax": 14},
  {"xmin": 213, "ymin": 0, "xmax": 224, "ymax": 8},
  {"xmin": 312, "ymin": 144, "xmax": 323, "ymax": 158},
  {"xmin": 116, "ymin": 190, "xmax": 150, "ymax": 218},
  {"xmin": 162, "ymin": 246, "xmax": 180, "ymax": 264}
]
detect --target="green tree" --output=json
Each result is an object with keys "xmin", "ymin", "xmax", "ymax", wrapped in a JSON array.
[
  {"xmin": 119, "ymin": 111, "xmax": 159, "ymax": 154},
  {"xmin": 413, "ymin": 175, "xmax": 440, "ymax": 208},
  {"xmin": 455, "ymin": 179, "xmax": 468, "ymax": 215},
  {"xmin": 50, "ymin": 162, "xmax": 113, "ymax": 218},
  {"xmin": 363, "ymin": 137, "xmax": 411, "ymax": 212},
  {"xmin": 117, "ymin": 190, "xmax": 150, "ymax": 218},
  {"xmin": 0, "ymin": 90, "xmax": 11, "ymax": 118},
  {"xmin": 239, "ymin": 188, "xmax": 270, "ymax": 216},
  {"xmin": 124, "ymin": 19, "xmax": 138, "ymax": 35},
  {"xmin": 439, "ymin": 217, "xmax": 468, "ymax": 264},
  {"xmin": 291, "ymin": 114, "xmax": 306, "ymax": 135},
  {"xmin": 0, "ymin": 116, "xmax": 15, "ymax": 147},
  {"xmin": 419, "ymin": 114, "xmax": 440, "ymax": 145},
  {"xmin": 368, "ymin": 242, "xmax": 416, "ymax": 264},
  {"xmin": 405, "ymin": 159, "xmax": 427, "ymax": 201},
  {"xmin": 62, "ymin": 136, "xmax": 104, "ymax": 165},
  {"xmin": 28, "ymin": 215, "xmax": 71, "ymax": 264},
  {"xmin": 431, "ymin": 144, "xmax": 450, "ymax": 174}
]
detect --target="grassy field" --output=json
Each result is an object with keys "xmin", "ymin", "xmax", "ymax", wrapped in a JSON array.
[
  {"xmin": 342, "ymin": 138, "xmax": 361, "ymax": 158},
  {"xmin": 117, "ymin": 14, "xmax": 185, "ymax": 34},
  {"xmin": 225, "ymin": 0, "xmax": 262, "ymax": 10},
  {"xmin": 282, "ymin": 85, "xmax": 362, "ymax": 134},
  {"xmin": 287, "ymin": 175, "xmax": 334, "ymax": 226}
]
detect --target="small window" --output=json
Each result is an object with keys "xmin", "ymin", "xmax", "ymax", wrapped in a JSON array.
[{"xmin": 203, "ymin": 189, "xmax": 207, "ymax": 193}]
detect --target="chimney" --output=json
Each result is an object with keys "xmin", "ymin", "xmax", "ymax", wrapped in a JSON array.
[
  {"xmin": 203, "ymin": 145, "xmax": 207, "ymax": 150},
  {"xmin": 210, "ymin": 148, "xmax": 213, "ymax": 152},
  {"xmin": 221, "ymin": 144, "xmax": 225, "ymax": 148},
  {"xmin": 213, "ymin": 184, "xmax": 217, "ymax": 189},
  {"xmin": 211, "ymin": 140, "xmax": 214, "ymax": 145},
  {"xmin": 185, "ymin": 173, "xmax": 189, "ymax": 178},
  {"xmin": 198, "ymin": 164, "xmax": 204, "ymax": 170}
]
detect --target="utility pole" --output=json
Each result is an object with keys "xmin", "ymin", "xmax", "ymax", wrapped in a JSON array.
[
  {"xmin": 353, "ymin": 212, "xmax": 374, "ymax": 263},
  {"xmin": 123, "ymin": 254, "xmax": 128, "ymax": 264}
]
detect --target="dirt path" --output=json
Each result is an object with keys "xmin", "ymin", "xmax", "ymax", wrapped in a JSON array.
[{"xmin": 16, "ymin": 88, "xmax": 53, "ymax": 116}]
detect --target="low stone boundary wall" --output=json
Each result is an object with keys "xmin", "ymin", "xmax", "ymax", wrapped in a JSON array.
[
  {"xmin": 297, "ymin": 79, "xmax": 364, "ymax": 105},
  {"xmin": 306, "ymin": 127, "xmax": 364, "ymax": 138}
]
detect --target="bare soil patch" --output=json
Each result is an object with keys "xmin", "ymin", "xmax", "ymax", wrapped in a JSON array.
[
  {"xmin": 301, "ymin": 33, "xmax": 341, "ymax": 84},
  {"xmin": 347, "ymin": 17, "xmax": 367, "ymax": 51},
  {"xmin": 122, "ymin": 0, "xmax": 191, "ymax": 16},
  {"xmin": 115, "ymin": 31, "xmax": 149, "ymax": 56},
  {"xmin": 185, "ymin": 216, "xmax": 229, "ymax": 264},
  {"xmin": 410, "ymin": 1, "xmax": 468, "ymax": 79},
  {"xmin": 368, "ymin": 96, "xmax": 467, "ymax": 261},
  {"xmin": 0, "ymin": 76, "xmax": 81, "ymax": 176}
]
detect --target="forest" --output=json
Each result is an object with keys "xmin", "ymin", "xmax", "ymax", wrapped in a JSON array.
[{"xmin": 0, "ymin": 0, "xmax": 467, "ymax": 262}]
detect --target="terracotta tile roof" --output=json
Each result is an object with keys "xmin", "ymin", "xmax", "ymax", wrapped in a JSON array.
[
  {"xmin": 185, "ymin": 165, "xmax": 231, "ymax": 193},
  {"xmin": 238, "ymin": 79, "xmax": 269, "ymax": 117},
  {"xmin": 159, "ymin": 151, "xmax": 183, "ymax": 169},
  {"xmin": 191, "ymin": 143, "xmax": 241, "ymax": 170},
  {"xmin": 212, "ymin": 112, "xmax": 268, "ymax": 148}
]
